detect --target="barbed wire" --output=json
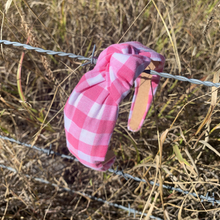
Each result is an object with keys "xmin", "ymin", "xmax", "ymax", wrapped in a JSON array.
[
  {"xmin": 0, "ymin": 163, "xmax": 163, "ymax": 220},
  {"xmin": 144, "ymin": 70, "xmax": 220, "ymax": 88},
  {"xmin": 0, "ymin": 135, "xmax": 219, "ymax": 206},
  {"xmin": 0, "ymin": 40, "xmax": 97, "ymax": 65},
  {"xmin": 1, "ymin": 39, "xmax": 220, "ymax": 87}
]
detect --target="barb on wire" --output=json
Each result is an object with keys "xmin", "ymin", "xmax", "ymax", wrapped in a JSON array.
[
  {"xmin": 0, "ymin": 40, "xmax": 97, "ymax": 65},
  {"xmin": 1, "ymin": 39, "xmax": 220, "ymax": 87},
  {"xmin": 0, "ymin": 135, "xmax": 219, "ymax": 205},
  {"xmin": 0, "ymin": 163, "xmax": 163, "ymax": 220}
]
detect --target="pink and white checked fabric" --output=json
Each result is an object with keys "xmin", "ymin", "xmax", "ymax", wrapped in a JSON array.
[{"xmin": 64, "ymin": 42, "xmax": 165, "ymax": 171}]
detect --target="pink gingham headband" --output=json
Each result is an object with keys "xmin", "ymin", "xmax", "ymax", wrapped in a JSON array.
[{"xmin": 64, "ymin": 41, "xmax": 165, "ymax": 171}]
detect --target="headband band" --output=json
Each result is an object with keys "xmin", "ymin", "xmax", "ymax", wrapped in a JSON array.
[{"xmin": 64, "ymin": 41, "xmax": 165, "ymax": 171}]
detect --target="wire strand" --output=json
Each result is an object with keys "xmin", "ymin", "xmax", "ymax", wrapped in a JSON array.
[
  {"xmin": 1, "ymin": 39, "xmax": 220, "ymax": 87},
  {"xmin": 144, "ymin": 70, "xmax": 220, "ymax": 88},
  {"xmin": 0, "ymin": 163, "xmax": 163, "ymax": 220},
  {"xmin": 0, "ymin": 40, "xmax": 97, "ymax": 64},
  {"xmin": 0, "ymin": 135, "xmax": 219, "ymax": 205}
]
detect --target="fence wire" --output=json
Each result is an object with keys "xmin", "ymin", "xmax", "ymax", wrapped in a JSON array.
[
  {"xmin": 0, "ymin": 163, "xmax": 163, "ymax": 220},
  {"xmin": 0, "ymin": 39, "xmax": 97, "ymax": 65},
  {"xmin": 0, "ymin": 135, "xmax": 219, "ymax": 206},
  {"xmin": 1, "ymin": 39, "xmax": 220, "ymax": 87}
]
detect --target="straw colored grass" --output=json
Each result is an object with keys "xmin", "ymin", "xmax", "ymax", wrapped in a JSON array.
[{"xmin": 1, "ymin": 0, "xmax": 220, "ymax": 219}]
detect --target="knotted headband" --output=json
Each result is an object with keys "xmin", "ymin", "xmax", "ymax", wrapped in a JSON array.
[{"xmin": 64, "ymin": 41, "xmax": 165, "ymax": 171}]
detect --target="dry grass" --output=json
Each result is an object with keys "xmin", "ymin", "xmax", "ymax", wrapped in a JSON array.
[{"xmin": 1, "ymin": 0, "xmax": 220, "ymax": 219}]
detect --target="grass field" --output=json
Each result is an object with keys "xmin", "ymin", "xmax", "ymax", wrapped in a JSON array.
[{"xmin": 1, "ymin": 0, "xmax": 220, "ymax": 219}]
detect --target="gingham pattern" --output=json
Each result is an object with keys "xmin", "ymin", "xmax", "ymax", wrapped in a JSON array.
[{"xmin": 64, "ymin": 42, "xmax": 165, "ymax": 171}]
